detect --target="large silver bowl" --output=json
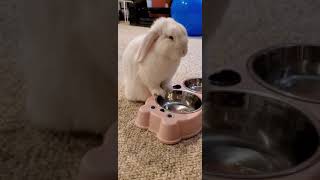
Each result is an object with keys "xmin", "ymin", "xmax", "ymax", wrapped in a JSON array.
[
  {"xmin": 248, "ymin": 45, "xmax": 320, "ymax": 103},
  {"xmin": 203, "ymin": 91, "xmax": 319, "ymax": 178},
  {"xmin": 156, "ymin": 90, "xmax": 202, "ymax": 114}
]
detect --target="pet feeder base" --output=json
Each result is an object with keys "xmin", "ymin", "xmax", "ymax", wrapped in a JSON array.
[{"xmin": 135, "ymin": 86, "xmax": 202, "ymax": 144}]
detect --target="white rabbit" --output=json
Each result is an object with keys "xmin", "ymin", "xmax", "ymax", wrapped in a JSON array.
[{"xmin": 122, "ymin": 17, "xmax": 188, "ymax": 102}]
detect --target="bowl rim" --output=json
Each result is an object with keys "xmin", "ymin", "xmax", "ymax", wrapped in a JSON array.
[
  {"xmin": 183, "ymin": 77, "xmax": 203, "ymax": 93},
  {"xmin": 203, "ymin": 89, "xmax": 320, "ymax": 179},
  {"xmin": 247, "ymin": 43, "xmax": 320, "ymax": 104}
]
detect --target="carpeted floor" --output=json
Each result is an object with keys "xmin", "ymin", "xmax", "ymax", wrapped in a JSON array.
[
  {"xmin": 0, "ymin": 1, "xmax": 102, "ymax": 180},
  {"xmin": 118, "ymin": 23, "xmax": 202, "ymax": 180}
]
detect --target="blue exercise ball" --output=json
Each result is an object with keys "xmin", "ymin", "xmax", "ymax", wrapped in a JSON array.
[{"xmin": 171, "ymin": 0, "xmax": 202, "ymax": 36}]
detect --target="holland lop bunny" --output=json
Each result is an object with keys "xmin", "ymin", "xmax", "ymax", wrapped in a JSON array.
[{"xmin": 123, "ymin": 17, "xmax": 188, "ymax": 102}]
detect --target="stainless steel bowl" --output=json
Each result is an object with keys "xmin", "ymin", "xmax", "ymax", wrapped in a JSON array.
[
  {"xmin": 184, "ymin": 78, "xmax": 202, "ymax": 92},
  {"xmin": 248, "ymin": 45, "xmax": 320, "ymax": 103},
  {"xmin": 203, "ymin": 91, "xmax": 319, "ymax": 178},
  {"xmin": 156, "ymin": 90, "xmax": 202, "ymax": 114}
]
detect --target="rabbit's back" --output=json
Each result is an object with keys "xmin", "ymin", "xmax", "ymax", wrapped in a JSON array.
[{"xmin": 122, "ymin": 35, "xmax": 145, "ymax": 84}]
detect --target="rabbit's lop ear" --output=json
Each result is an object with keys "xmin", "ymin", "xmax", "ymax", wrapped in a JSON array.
[{"xmin": 136, "ymin": 30, "xmax": 159, "ymax": 63}]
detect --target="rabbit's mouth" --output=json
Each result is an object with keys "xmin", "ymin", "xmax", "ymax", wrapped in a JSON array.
[{"xmin": 181, "ymin": 49, "xmax": 187, "ymax": 57}]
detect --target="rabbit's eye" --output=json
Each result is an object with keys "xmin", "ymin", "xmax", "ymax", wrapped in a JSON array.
[{"xmin": 168, "ymin": 36, "xmax": 174, "ymax": 40}]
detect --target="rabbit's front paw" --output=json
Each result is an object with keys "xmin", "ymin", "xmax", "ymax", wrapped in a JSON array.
[
  {"xmin": 151, "ymin": 88, "xmax": 166, "ymax": 97},
  {"xmin": 161, "ymin": 82, "xmax": 172, "ymax": 91}
]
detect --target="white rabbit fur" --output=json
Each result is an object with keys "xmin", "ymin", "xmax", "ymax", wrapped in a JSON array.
[{"xmin": 123, "ymin": 17, "xmax": 188, "ymax": 102}]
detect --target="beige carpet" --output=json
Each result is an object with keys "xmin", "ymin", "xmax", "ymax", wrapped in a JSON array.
[{"xmin": 118, "ymin": 23, "xmax": 202, "ymax": 180}]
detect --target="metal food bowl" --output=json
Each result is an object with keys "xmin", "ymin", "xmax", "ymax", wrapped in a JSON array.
[
  {"xmin": 156, "ymin": 90, "xmax": 202, "ymax": 114},
  {"xmin": 248, "ymin": 45, "xmax": 320, "ymax": 103},
  {"xmin": 203, "ymin": 91, "xmax": 319, "ymax": 178},
  {"xmin": 184, "ymin": 78, "xmax": 202, "ymax": 92}
]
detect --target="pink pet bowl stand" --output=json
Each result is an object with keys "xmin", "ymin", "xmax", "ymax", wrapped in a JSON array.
[{"xmin": 135, "ymin": 78, "xmax": 202, "ymax": 144}]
